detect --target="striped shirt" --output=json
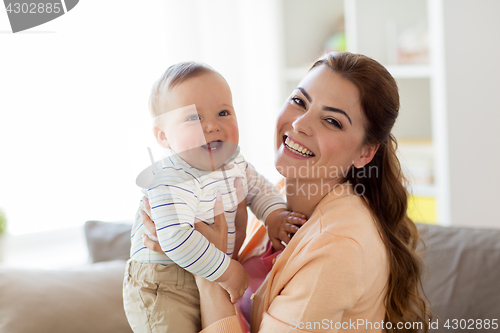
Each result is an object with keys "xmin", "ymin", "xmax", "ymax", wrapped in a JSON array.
[{"xmin": 130, "ymin": 151, "xmax": 286, "ymax": 281}]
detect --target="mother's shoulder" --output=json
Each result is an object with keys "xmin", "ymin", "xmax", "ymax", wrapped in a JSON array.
[
  {"xmin": 313, "ymin": 190, "xmax": 380, "ymax": 246},
  {"xmin": 316, "ymin": 186, "xmax": 371, "ymax": 221}
]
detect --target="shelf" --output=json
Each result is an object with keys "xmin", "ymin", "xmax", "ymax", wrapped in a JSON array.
[
  {"xmin": 278, "ymin": 0, "xmax": 444, "ymax": 224},
  {"xmin": 397, "ymin": 139, "xmax": 434, "ymax": 195},
  {"xmin": 409, "ymin": 183, "xmax": 436, "ymax": 197},
  {"xmin": 385, "ymin": 64, "xmax": 431, "ymax": 79}
]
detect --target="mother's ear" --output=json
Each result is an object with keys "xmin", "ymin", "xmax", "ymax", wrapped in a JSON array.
[
  {"xmin": 153, "ymin": 126, "xmax": 170, "ymax": 149},
  {"xmin": 352, "ymin": 143, "xmax": 379, "ymax": 168}
]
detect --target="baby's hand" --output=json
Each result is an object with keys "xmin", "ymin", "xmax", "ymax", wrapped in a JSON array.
[
  {"xmin": 266, "ymin": 209, "xmax": 307, "ymax": 251},
  {"xmin": 216, "ymin": 259, "xmax": 249, "ymax": 303}
]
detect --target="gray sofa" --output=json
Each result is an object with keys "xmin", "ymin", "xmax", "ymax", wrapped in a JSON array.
[
  {"xmin": 417, "ymin": 224, "xmax": 500, "ymax": 331},
  {"xmin": 1, "ymin": 221, "xmax": 499, "ymax": 333}
]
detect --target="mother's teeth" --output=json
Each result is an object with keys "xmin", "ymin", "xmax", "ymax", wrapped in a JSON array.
[{"xmin": 285, "ymin": 137, "xmax": 314, "ymax": 156}]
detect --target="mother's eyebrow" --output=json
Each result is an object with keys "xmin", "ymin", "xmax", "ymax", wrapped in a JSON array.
[
  {"xmin": 297, "ymin": 87, "xmax": 312, "ymax": 103},
  {"xmin": 298, "ymin": 86, "xmax": 352, "ymax": 125},
  {"xmin": 322, "ymin": 106, "xmax": 352, "ymax": 125}
]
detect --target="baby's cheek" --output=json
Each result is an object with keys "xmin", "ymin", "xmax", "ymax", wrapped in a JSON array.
[
  {"xmin": 227, "ymin": 123, "xmax": 239, "ymax": 144},
  {"xmin": 180, "ymin": 130, "xmax": 206, "ymax": 150},
  {"xmin": 184, "ymin": 137, "xmax": 203, "ymax": 150}
]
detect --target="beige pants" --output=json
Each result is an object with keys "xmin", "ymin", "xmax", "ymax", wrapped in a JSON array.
[{"xmin": 123, "ymin": 260, "xmax": 201, "ymax": 333}]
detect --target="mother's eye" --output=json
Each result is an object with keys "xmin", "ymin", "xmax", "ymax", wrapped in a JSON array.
[
  {"xmin": 326, "ymin": 118, "xmax": 342, "ymax": 129},
  {"xmin": 291, "ymin": 96, "xmax": 305, "ymax": 108},
  {"xmin": 218, "ymin": 110, "xmax": 230, "ymax": 117}
]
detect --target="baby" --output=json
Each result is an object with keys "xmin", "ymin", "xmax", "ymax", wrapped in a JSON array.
[{"xmin": 123, "ymin": 62, "xmax": 303, "ymax": 333}]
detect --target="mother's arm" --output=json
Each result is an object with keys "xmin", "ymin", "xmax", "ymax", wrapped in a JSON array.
[{"xmin": 194, "ymin": 258, "xmax": 241, "ymax": 331}]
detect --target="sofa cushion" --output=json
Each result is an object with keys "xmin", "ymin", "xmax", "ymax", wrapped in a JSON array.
[
  {"xmin": 81, "ymin": 221, "xmax": 500, "ymax": 325},
  {"xmin": 0, "ymin": 260, "xmax": 132, "ymax": 333},
  {"xmin": 84, "ymin": 220, "xmax": 132, "ymax": 263},
  {"xmin": 417, "ymin": 223, "xmax": 500, "ymax": 322}
]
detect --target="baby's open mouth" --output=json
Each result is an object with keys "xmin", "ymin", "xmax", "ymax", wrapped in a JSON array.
[
  {"xmin": 201, "ymin": 140, "xmax": 223, "ymax": 151},
  {"xmin": 283, "ymin": 136, "xmax": 315, "ymax": 157}
]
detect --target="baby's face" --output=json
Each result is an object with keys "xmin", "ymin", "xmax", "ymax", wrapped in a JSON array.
[{"xmin": 156, "ymin": 72, "xmax": 239, "ymax": 171}]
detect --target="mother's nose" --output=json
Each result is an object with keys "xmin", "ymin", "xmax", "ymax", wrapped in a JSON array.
[{"xmin": 292, "ymin": 113, "xmax": 313, "ymax": 136}]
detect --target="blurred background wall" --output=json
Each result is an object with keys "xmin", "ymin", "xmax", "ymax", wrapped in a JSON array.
[{"xmin": 0, "ymin": 0, "xmax": 499, "ymax": 235}]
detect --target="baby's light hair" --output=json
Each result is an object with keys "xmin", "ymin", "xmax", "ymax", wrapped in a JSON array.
[{"xmin": 148, "ymin": 62, "xmax": 217, "ymax": 119}]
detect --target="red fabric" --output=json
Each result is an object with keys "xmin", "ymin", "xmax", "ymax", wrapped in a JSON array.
[
  {"xmin": 237, "ymin": 241, "xmax": 282, "ymax": 331},
  {"xmin": 234, "ymin": 179, "xmax": 286, "ymax": 332}
]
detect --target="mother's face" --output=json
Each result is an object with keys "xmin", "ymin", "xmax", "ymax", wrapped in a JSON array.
[{"xmin": 275, "ymin": 65, "xmax": 375, "ymax": 180}]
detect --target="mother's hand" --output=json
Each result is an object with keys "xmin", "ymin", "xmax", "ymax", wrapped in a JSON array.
[
  {"xmin": 140, "ymin": 191, "xmax": 229, "ymax": 254},
  {"xmin": 139, "ymin": 197, "xmax": 162, "ymax": 254},
  {"xmin": 193, "ymin": 192, "xmax": 248, "ymax": 304},
  {"xmin": 192, "ymin": 191, "xmax": 228, "ymax": 252}
]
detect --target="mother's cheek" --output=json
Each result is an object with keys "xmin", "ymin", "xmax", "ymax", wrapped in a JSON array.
[{"xmin": 274, "ymin": 105, "xmax": 290, "ymax": 146}]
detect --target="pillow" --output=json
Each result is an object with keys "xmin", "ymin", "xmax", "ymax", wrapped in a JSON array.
[
  {"xmin": 84, "ymin": 220, "xmax": 132, "ymax": 263},
  {"xmin": 417, "ymin": 223, "xmax": 500, "ymax": 321},
  {"xmin": 0, "ymin": 260, "xmax": 132, "ymax": 333}
]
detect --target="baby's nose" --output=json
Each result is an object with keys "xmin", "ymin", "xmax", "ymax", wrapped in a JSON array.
[{"xmin": 204, "ymin": 119, "xmax": 220, "ymax": 133}]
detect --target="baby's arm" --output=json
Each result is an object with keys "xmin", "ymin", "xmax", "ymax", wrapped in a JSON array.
[
  {"xmin": 144, "ymin": 188, "xmax": 247, "ymax": 303},
  {"xmin": 147, "ymin": 182, "xmax": 231, "ymax": 282},
  {"xmin": 243, "ymin": 161, "xmax": 287, "ymax": 223},
  {"xmin": 232, "ymin": 177, "xmax": 247, "ymax": 260},
  {"xmin": 232, "ymin": 198, "xmax": 247, "ymax": 260},
  {"xmin": 243, "ymin": 161, "xmax": 306, "ymax": 250}
]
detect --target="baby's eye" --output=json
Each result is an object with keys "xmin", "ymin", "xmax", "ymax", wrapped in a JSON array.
[
  {"xmin": 291, "ymin": 96, "xmax": 305, "ymax": 108},
  {"xmin": 186, "ymin": 114, "xmax": 201, "ymax": 121},
  {"xmin": 218, "ymin": 110, "xmax": 230, "ymax": 117},
  {"xmin": 326, "ymin": 118, "xmax": 342, "ymax": 129}
]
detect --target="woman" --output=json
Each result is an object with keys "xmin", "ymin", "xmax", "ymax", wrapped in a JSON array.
[{"xmin": 142, "ymin": 52, "xmax": 430, "ymax": 332}]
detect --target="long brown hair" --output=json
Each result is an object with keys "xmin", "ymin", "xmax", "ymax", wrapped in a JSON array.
[{"xmin": 311, "ymin": 52, "xmax": 430, "ymax": 332}]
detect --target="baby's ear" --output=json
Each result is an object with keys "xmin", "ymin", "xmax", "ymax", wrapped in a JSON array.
[{"xmin": 153, "ymin": 126, "xmax": 170, "ymax": 148}]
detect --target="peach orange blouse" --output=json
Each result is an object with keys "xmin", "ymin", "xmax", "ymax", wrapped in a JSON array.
[{"xmin": 201, "ymin": 183, "xmax": 389, "ymax": 333}]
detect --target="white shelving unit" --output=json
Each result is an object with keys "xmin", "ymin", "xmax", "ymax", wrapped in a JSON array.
[
  {"xmin": 278, "ymin": 0, "xmax": 441, "ymax": 223},
  {"xmin": 277, "ymin": 0, "xmax": 500, "ymax": 228},
  {"xmin": 344, "ymin": 0, "xmax": 435, "ymax": 206},
  {"xmin": 277, "ymin": 0, "xmax": 345, "ymax": 102}
]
